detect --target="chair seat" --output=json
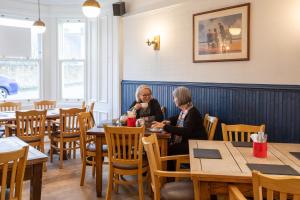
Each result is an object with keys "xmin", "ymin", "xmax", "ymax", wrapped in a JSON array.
[
  {"xmin": 21, "ymin": 137, "xmax": 42, "ymax": 143},
  {"xmin": 161, "ymin": 181, "xmax": 194, "ymax": 200},
  {"xmin": 54, "ymin": 133, "xmax": 80, "ymax": 138},
  {"xmin": 86, "ymin": 143, "xmax": 108, "ymax": 153},
  {"xmin": 113, "ymin": 158, "xmax": 148, "ymax": 170}
]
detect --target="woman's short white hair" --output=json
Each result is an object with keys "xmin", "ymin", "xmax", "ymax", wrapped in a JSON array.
[
  {"xmin": 135, "ymin": 85, "xmax": 153, "ymax": 102},
  {"xmin": 172, "ymin": 86, "xmax": 192, "ymax": 106}
]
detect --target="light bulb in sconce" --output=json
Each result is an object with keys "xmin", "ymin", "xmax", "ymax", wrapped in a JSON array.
[
  {"xmin": 229, "ymin": 27, "xmax": 241, "ymax": 36},
  {"xmin": 146, "ymin": 35, "xmax": 160, "ymax": 50}
]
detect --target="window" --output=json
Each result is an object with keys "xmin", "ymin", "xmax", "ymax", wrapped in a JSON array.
[
  {"xmin": 58, "ymin": 20, "xmax": 85, "ymax": 100},
  {"xmin": 0, "ymin": 18, "xmax": 42, "ymax": 100}
]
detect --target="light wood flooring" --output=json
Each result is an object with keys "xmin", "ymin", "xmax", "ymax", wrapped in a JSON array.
[{"xmin": 22, "ymin": 142, "xmax": 152, "ymax": 200}]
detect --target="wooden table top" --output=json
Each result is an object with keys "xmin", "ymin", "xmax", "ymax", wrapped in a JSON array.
[
  {"xmin": 87, "ymin": 126, "xmax": 171, "ymax": 139},
  {"xmin": 0, "ymin": 108, "xmax": 60, "ymax": 122},
  {"xmin": 0, "ymin": 137, "xmax": 48, "ymax": 165},
  {"xmin": 189, "ymin": 140, "xmax": 300, "ymax": 182}
]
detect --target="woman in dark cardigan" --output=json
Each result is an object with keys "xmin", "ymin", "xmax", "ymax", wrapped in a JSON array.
[
  {"xmin": 152, "ymin": 86, "xmax": 206, "ymax": 169},
  {"xmin": 129, "ymin": 85, "xmax": 163, "ymax": 122}
]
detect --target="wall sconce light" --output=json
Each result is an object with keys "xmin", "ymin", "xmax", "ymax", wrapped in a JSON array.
[{"xmin": 146, "ymin": 35, "xmax": 160, "ymax": 50}]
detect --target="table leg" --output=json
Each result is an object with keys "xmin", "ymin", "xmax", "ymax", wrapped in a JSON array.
[
  {"xmin": 95, "ymin": 136, "xmax": 103, "ymax": 197},
  {"xmin": 30, "ymin": 163, "xmax": 43, "ymax": 200},
  {"xmin": 200, "ymin": 182, "xmax": 210, "ymax": 200},
  {"xmin": 192, "ymin": 178, "xmax": 200, "ymax": 200}
]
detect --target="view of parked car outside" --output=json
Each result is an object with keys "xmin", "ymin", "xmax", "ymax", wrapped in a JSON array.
[{"xmin": 0, "ymin": 75, "xmax": 19, "ymax": 99}]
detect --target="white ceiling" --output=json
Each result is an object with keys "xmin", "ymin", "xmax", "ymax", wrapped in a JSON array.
[{"xmin": 16, "ymin": 0, "xmax": 84, "ymax": 5}]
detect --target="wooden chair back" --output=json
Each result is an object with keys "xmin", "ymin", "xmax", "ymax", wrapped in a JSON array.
[
  {"xmin": 0, "ymin": 146, "xmax": 29, "ymax": 200},
  {"xmin": 81, "ymin": 101, "xmax": 86, "ymax": 109},
  {"xmin": 59, "ymin": 108, "xmax": 86, "ymax": 138},
  {"xmin": 78, "ymin": 112, "xmax": 95, "ymax": 157},
  {"xmin": 0, "ymin": 102, "xmax": 21, "ymax": 111},
  {"xmin": 252, "ymin": 171, "xmax": 300, "ymax": 200},
  {"xmin": 221, "ymin": 123, "xmax": 265, "ymax": 142},
  {"xmin": 34, "ymin": 100, "xmax": 56, "ymax": 110},
  {"xmin": 88, "ymin": 102, "xmax": 95, "ymax": 113},
  {"xmin": 161, "ymin": 106, "xmax": 166, "ymax": 120},
  {"xmin": 16, "ymin": 110, "xmax": 47, "ymax": 152},
  {"xmin": 142, "ymin": 134, "xmax": 162, "ymax": 190},
  {"xmin": 203, "ymin": 114, "xmax": 218, "ymax": 140},
  {"xmin": 104, "ymin": 125, "xmax": 145, "ymax": 166}
]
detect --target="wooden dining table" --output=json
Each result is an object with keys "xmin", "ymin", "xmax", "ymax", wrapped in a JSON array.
[
  {"xmin": 0, "ymin": 136, "xmax": 48, "ymax": 200},
  {"xmin": 189, "ymin": 140, "xmax": 300, "ymax": 200},
  {"xmin": 87, "ymin": 126, "xmax": 171, "ymax": 197}
]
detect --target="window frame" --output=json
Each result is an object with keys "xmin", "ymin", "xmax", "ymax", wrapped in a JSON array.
[{"xmin": 57, "ymin": 18, "xmax": 87, "ymax": 102}]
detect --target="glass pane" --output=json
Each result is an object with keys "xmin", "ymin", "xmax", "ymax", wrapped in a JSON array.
[
  {"xmin": 62, "ymin": 61, "xmax": 84, "ymax": 99},
  {"xmin": 0, "ymin": 60, "xmax": 39, "ymax": 100},
  {"xmin": 60, "ymin": 22, "xmax": 85, "ymax": 59}
]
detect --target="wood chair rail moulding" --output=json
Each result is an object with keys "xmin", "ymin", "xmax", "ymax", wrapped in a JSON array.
[
  {"xmin": 203, "ymin": 113, "xmax": 218, "ymax": 140},
  {"xmin": 0, "ymin": 146, "xmax": 29, "ymax": 200},
  {"xmin": 33, "ymin": 100, "xmax": 56, "ymax": 110},
  {"xmin": 15, "ymin": 110, "xmax": 47, "ymax": 153},
  {"xmin": 104, "ymin": 125, "xmax": 148, "ymax": 200},
  {"xmin": 50, "ymin": 108, "xmax": 86, "ymax": 169},
  {"xmin": 228, "ymin": 171, "xmax": 300, "ymax": 200},
  {"xmin": 221, "ymin": 123, "xmax": 265, "ymax": 142},
  {"xmin": 78, "ymin": 111, "xmax": 107, "ymax": 186},
  {"xmin": 142, "ymin": 134, "xmax": 195, "ymax": 200},
  {"xmin": 0, "ymin": 102, "xmax": 21, "ymax": 112}
]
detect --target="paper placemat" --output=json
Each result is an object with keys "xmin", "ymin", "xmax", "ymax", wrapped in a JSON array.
[
  {"xmin": 290, "ymin": 152, "xmax": 300, "ymax": 160},
  {"xmin": 193, "ymin": 148, "xmax": 222, "ymax": 159},
  {"xmin": 247, "ymin": 164, "xmax": 299, "ymax": 176},
  {"xmin": 231, "ymin": 141, "xmax": 253, "ymax": 148}
]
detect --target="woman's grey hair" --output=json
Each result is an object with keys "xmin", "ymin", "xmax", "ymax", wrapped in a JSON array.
[
  {"xmin": 135, "ymin": 85, "xmax": 153, "ymax": 102},
  {"xmin": 172, "ymin": 86, "xmax": 192, "ymax": 106}
]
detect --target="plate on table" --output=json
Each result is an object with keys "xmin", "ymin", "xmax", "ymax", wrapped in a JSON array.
[{"xmin": 147, "ymin": 128, "xmax": 163, "ymax": 133}]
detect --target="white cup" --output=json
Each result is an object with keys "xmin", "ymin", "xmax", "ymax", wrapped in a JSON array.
[{"xmin": 141, "ymin": 102, "xmax": 148, "ymax": 109}]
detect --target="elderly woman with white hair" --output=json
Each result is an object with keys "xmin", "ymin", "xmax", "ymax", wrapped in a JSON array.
[
  {"xmin": 152, "ymin": 86, "xmax": 206, "ymax": 168},
  {"xmin": 129, "ymin": 85, "xmax": 163, "ymax": 122}
]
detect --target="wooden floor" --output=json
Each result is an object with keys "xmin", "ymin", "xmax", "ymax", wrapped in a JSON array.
[{"xmin": 22, "ymin": 142, "xmax": 152, "ymax": 200}]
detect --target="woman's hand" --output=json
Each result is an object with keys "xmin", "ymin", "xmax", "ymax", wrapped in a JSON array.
[
  {"xmin": 161, "ymin": 120, "xmax": 171, "ymax": 125},
  {"xmin": 134, "ymin": 103, "xmax": 142, "ymax": 110},
  {"xmin": 151, "ymin": 122, "xmax": 165, "ymax": 129}
]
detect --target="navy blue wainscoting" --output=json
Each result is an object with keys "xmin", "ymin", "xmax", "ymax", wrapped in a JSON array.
[{"xmin": 121, "ymin": 80, "xmax": 300, "ymax": 143}]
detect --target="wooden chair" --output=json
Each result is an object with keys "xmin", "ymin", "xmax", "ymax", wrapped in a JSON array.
[
  {"xmin": 104, "ymin": 125, "xmax": 148, "ymax": 200},
  {"xmin": 33, "ymin": 100, "xmax": 56, "ymax": 110},
  {"xmin": 50, "ymin": 108, "xmax": 85, "ymax": 169},
  {"xmin": 0, "ymin": 102, "xmax": 21, "ymax": 111},
  {"xmin": 34, "ymin": 100, "xmax": 56, "ymax": 137},
  {"xmin": 203, "ymin": 114, "xmax": 218, "ymax": 140},
  {"xmin": 15, "ymin": 110, "xmax": 47, "ymax": 153},
  {"xmin": 78, "ymin": 112, "xmax": 107, "ymax": 186},
  {"xmin": 142, "ymin": 134, "xmax": 195, "ymax": 200},
  {"xmin": 228, "ymin": 171, "xmax": 300, "ymax": 200},
  {"xmin": 0, "ymin": 145, "xmax": 29, "ymax": 200},
  {"xmin": 221, "ymin": 123, "xmax": 265, "ymax": 142},
  {"xmin": 0, "ymin": 102, "xmax": 21, "ymax": 135}
]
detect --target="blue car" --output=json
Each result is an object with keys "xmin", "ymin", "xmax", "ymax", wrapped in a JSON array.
[{"xmin": 0, "ymin": 76, "xmax": 19, "ymax": 99}]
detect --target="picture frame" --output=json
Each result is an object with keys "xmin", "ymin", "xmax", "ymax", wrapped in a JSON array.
[{"xmin": 193, "ymin": 3, "xmax": 250, "ymax": 63}]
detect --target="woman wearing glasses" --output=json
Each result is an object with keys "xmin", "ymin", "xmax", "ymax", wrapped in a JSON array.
[
  {"xmin": 129, "ymin": 85, "xmax": 163, "ymax": 122},
  {"xmin": 152, "ymin": 86, "xmax": 206, "ymax": 169}
]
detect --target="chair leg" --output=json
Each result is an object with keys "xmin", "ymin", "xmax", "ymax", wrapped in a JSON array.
[
  {"xmin": 114, "ymin": 174, "xmax": 119, "ymax": 193},
  {"xmin": 138, "ymin": 171, "xmax": 144, "ymax": 200},
  {"xmin": 106, "ymin": 165, "xmax": 113, "ymax": 200},
  {"xmin": 50, "ymin": 144, "xmax": 53, "ymax": 163},
  {"xmin": 92, "ymin": 157, "xmax": 95, "ymax": 178},
  {"xmin": 73, "ymin": 141, "xmax": 76, "ymax": 159},
  {"xmin": 80, "ymin": 160, "xmax": 86, "ymax": 186},
  {"xmin": 59, "ymin": 142, "xmax": 64, "ymax": 169}
]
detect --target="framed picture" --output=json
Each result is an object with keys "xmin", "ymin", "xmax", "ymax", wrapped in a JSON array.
[{"xmin": 193, "ymin": 3, "xmax": 250, "ymax": 63}]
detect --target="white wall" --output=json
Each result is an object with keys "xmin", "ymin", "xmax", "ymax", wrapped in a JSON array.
[{"xmin": 122, "ymin": 0, "xmax": 300, "ymax": 85}]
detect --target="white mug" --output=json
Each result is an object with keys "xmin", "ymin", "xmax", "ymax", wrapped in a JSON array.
[{"xmin": 141, "ymin": 102, "xmax": 148, "ymax": 109}]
